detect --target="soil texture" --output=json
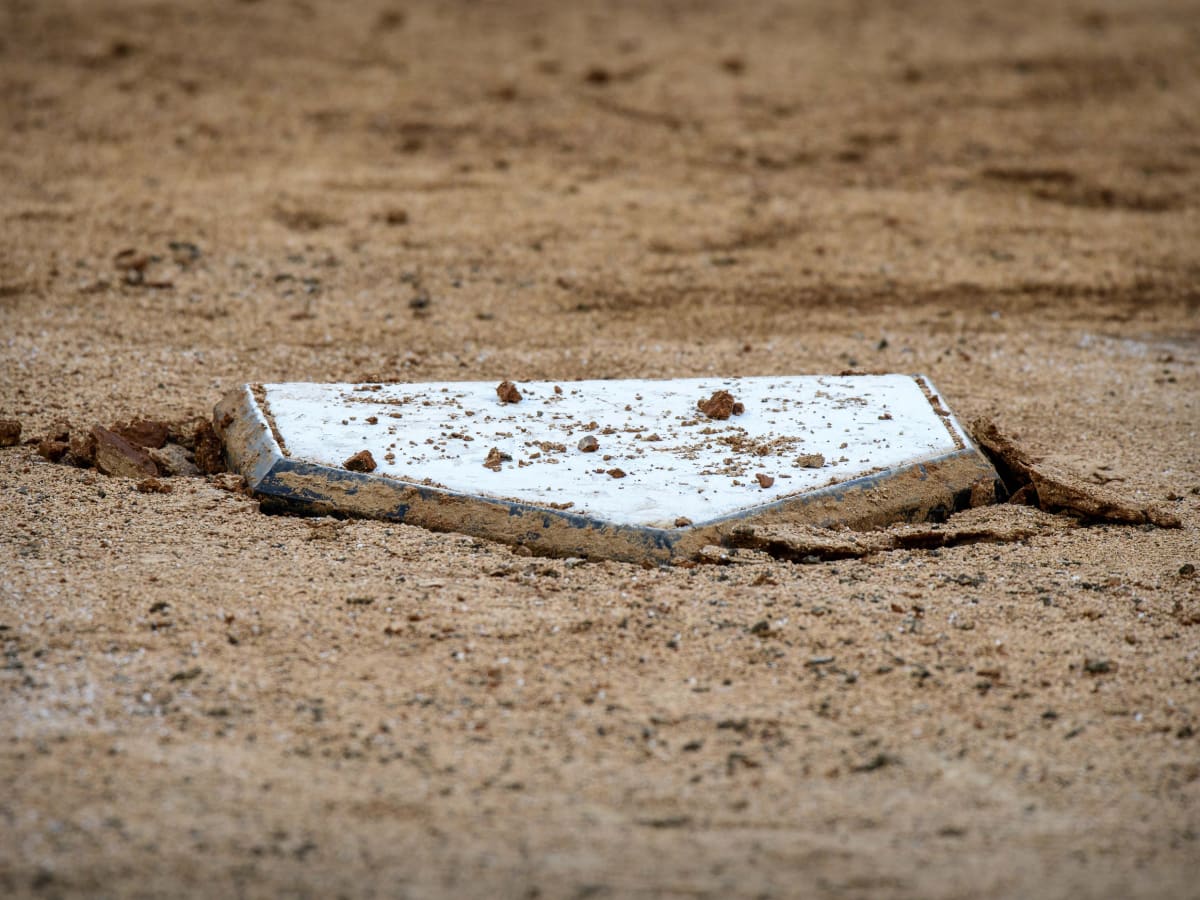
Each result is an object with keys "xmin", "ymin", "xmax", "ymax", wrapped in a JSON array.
[{"xmin": 2, "ymin": 1, "xmax": 1199, "ymax": 898}]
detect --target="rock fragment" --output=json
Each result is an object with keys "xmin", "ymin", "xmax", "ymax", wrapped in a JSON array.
[
  {"xmin": 795, "ymin": 453, "xmax": 825, "ymax": 468},
  {"xmin": 343, "ymin": 450, "xmax": 377, "ymax": 473},
  {"xmin": 755, "ymin": 473, "xmax": 775, "ymax": 489},
  {"xmin": 92, "ymin": 426, "xmax": 158, "ymax": 478},
  {"xmin": 577, "ymin": 435, "xmax": 599, "ymax": 453}
]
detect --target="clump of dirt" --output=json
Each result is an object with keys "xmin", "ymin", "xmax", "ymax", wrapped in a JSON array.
[
  {"xmin": 795, "ymin": 453, "xmax": 825, "ymax": 468},
  {"xmin": 607, "ymin": 467, "xmax": 626, "ymax": 478},
  {"xmin": 969, "ymin": 417, "xmax": 1180, "ymax": 527},
  {"xmin": 483, "ymin": 447, "xmax": 512, "ymax": 471},
  {"xmin": 26, "ymin": 417, "xmax": 223, "ymax": 482},
  {"xmin": 343, "ymin": 449, "xmax": 377, "ymax": 473},
  {"xmin": 755, "ymin": 473, "xmax": 775, "ymax": 488},
  {"xmin": 697, "ymin": 389, "xmax": 744, "ymax": 420},
  {"xmin": 92, "ymin": 426, "xmax": 158, "ymax": 478},
  {"xmin": 36, "ymin": 439, "xmax": 70, "ymax": 462},
  {"xmin": 496, "ymin": 381, "xmax": 523, "ymax": 404},
  {"xmin": 112, "ymin": 419, "xmax": 169, "ymax": 449},
  {"xmin": 149, "ymin": 444, "xmax": 200, "ymax": 477},
  {"xmin": 0, "ymin": 419, "xmax": 20, "ymax": 447},
  {"xmin": 136, "ymin": 477, "xmax": 173, "ymax": 494},
  {"xmin": 69, "ymin": 429, "xmax": 96, "ymax": 463},
  {"xmin": 578, "ymin": 435, "xmax": 599, "ymax": 453},
  {"xmin": 192, "ymin": 420, "xmax": 227, "ymax": 474},
  {"xmin": 717, "ymin": 433, "xmax": 802, "ymax": 458},
  {"xmin": 728, "ymin": 505, "xmax": 1068, "ymax": 562}
]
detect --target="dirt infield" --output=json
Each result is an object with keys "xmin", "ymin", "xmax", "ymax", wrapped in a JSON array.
[{"xmin": 2, "ymin": 1, "xmax": 1198, "ymax": 897}]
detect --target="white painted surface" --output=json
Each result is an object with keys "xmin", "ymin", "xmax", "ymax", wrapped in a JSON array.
[{"xmin": 263, "ymin": 376, "xmax": 964, "ymax": 528}]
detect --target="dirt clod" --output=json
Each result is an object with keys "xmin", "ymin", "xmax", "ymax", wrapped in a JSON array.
[
  {"xmin": 193, "ymin": 421, "xmax": 227, "ymax": 474},
  {"xmin": 113, "ymin": 419, "xmax": 169, "ymax": 450},
  {"xmin": 496, "ymin": 381, "xmax": 522, "ymax": 404},
  {"xmin": 578, "ymin": 435, "xmax": 599, "ymax": 453},
  {"xmin": 92, "ymin": 426, "xmax": 158, "ymax": 479},
  {"xmin": 755, "ymin": 473, "xmax": 774, "ymax": 488},
  {"xmin": 70, "ymin": 430, "xmax": 97, "ymax": 466},
  {"xmin": 148, "ymin": 444, "xmax": 199, "ymax": 477},
  {"xmin": 697, "ymin": 389, "xmax": 740, "ymax": 420},
  {"xmin": 136, "ymin": 477, "xmax": 173, "ymax": 494},
  {"xmin": 970, "ymin": 417, "xmax": 1181, "ymax": 528},
  {"xmin": 606, "ymin": 467, "xmax": 626, "ymax": 478},
  {"xmin": 795, "ymin": 453, "xmax": 825, "ymax": 468},
  {"xmin": 483, "ymin": 447, "xmax": 512, "ymax": 471},
  {"xmin": 343, "ymin": 450, "xmax": 377, "ymax": 473},
  {"xmin": 0, "ymin": 419, "xmax": 21, "ymax": 447},
  {"xmin": 36, "ymin": 439, "xmax": 70, "ymax": 462}
]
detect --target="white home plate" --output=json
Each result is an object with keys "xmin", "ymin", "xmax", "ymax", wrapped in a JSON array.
[{"xmin": 214, "ymin": 375, "xmax": 997, "ymax": 562}]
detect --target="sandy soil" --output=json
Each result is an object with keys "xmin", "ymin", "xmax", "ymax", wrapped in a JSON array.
[{"xmin": 2, "ymin": 1, "xmax": 1199, "ymax": 897}]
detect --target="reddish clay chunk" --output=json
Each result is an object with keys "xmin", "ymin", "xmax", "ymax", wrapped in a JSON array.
[
  {"xmin": 343, "ymin": 449, "xmax": 377, "ymax": 473},
  {"xmin": 496, "ymin": 381, "xmax": 522, "ymax": 404},
  {"xmin": 113, "ymin": 419, "xmax": 170, "ymax": 449},
  {"xmin": 92, "ymin": 426, "xmax": 158, "ymax": 478},
  {"xmin": 698, "ymin": 389, "xmax": 742, "ymax": 420}
]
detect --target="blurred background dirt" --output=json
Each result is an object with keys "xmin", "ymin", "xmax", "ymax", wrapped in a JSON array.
[{"xmin": 1, "ymin": 1, "xmax": 1198, "ymax": 897}]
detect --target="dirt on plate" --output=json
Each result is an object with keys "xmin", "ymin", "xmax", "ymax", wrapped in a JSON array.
[{"xmin": 1, "ymin": 1, "xmax": 1198, "ymax": 898}]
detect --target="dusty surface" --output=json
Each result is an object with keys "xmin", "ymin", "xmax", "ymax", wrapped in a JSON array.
[{"xmin": 2, "ymin": 0, "xmax": 1199, "ymax": 897}]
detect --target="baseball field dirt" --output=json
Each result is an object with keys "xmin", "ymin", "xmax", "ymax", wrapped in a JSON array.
[{"xmin": 1, "ymin": 1, "xmax": 1198, "ymax": 897}]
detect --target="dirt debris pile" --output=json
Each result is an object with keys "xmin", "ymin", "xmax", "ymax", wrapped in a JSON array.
[
  {"xmin": 725, "ymin": 422, "xmax": 1184, "ymax": 565},
  {"xmin": 14, "ymin": 416, "xmax": 228, "ymax": 484},
  {"xmin": 969, "ymin": 417, "xmax": 1180, "ymax": 528},
  {"xmin": 726, "ymin": 505, "xmax": 1066, "ymax": 563}
]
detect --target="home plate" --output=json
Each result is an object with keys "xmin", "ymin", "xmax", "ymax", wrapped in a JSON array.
[{"xmin": 214, "ymin": 375, "xmax": 998, "ymax": 563}]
